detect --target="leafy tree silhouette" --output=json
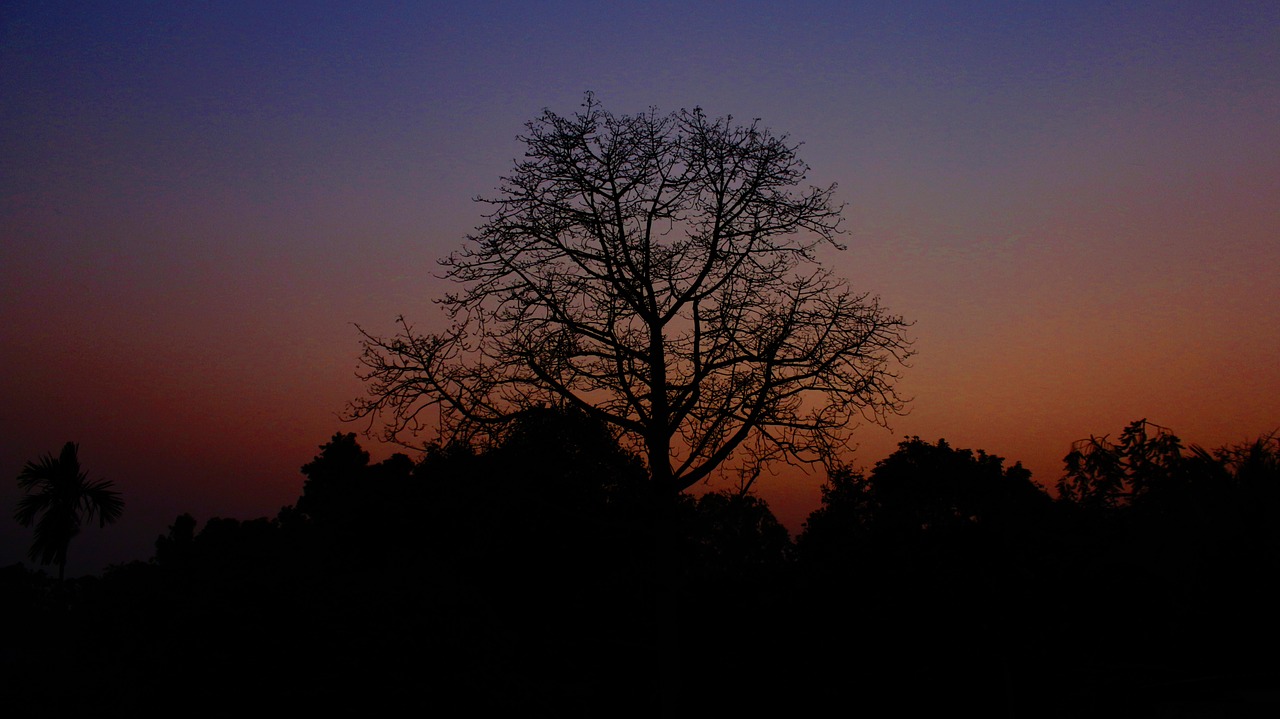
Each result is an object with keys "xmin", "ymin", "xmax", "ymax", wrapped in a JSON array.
[
  {"xmin": 1058, "ymin": 418, "xmax": 1187, "ymax": 511},
  {"xmin": 678, "ymin": 490, "xmax": 792, "ymax": 586},
  {"xmin": 793, "ymin": 464, "xmax": 876, "ymax": 564},
  {"xmin": 484, "ymin": 404, "xmax": 651, "ymax": 513},
  {"xmin": 865, "ymin": 437, "xmax": 1046, "ymax": 536},
  {"xmin": 781, "ymin": 439, "xmax": 1059, "ymax": 715},
  {"xmin": 411, "ymin": 405, "xmax": 652, "ymax": 583},
  {"xmin": 290, "ymin": 432, "xmax": 421, "ymax": 575},
  {"xmin": 296, "ymin": 431, "xmax": 373, "ymax": 522},
  {"xmin": 14, "ymin": 441, "xmax": 124, "ymax": 580},
  {"xmin": 1044, "ymin": 422, "xmax": 1280, "ymax": 715},
  {"xmin": 153, "ymin": 512, "xmax": 198, "ymax": 567},
  {"xmin": 798, "ymin": 437, "xmax": 1050, "ymax": 561},
  {"xmin": 350, "ymin": 93, "xmax": 912, "ymax": 494}
]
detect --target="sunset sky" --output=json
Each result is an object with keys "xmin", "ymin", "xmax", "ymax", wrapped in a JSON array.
[{"xmin": 3, "ymin": 1, "xmax": 1277, "ymax": 575}]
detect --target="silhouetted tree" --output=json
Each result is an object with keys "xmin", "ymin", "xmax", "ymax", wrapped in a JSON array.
[
  {"xmin": 799, "ymin": 437, "xmax": 1049, "ymax": 556},
  {"xmin": 1054, "ymin": 419, "xmax": 1280, "ymax": 526},
  {"xmin": 1058, "ymin": 418, "xmax": 1188, "ymax": 511},
  {"xmin": 350, "ymin": 93, "xmax": 912, "ymax": 494},
  {"xmin": 297, "ymin": 433, "xmax": 416, "ymax": 517},
  {"xmin": 408, "ymin": 405, "xmax": 653, "ymax": 587},
  {"xmin": 1216, "ymin": 432, "xmax": 1280, "ymax": 540},
  {"xmin": 785, "ymin": 440, "xmax": 1060, "ymax": 715},
  {"xmin": 14, "ymin": 442, "xmax": 124, "ymax": 580},
  {"xmin": 292, "ymin": 432, "xmax": 423, "ymax": 573},
  {"xmin": 154, "ymin": 512, "xmax": 197, "ymax": 566},
  {"xmin": 1042, "ymin": 422, "xmax": 1280, "ymax": 712},
  {"xmin": 1211, "ymin": 431, "xmax": 1280, "ymax": 581},
  {"xmin": 684, "ymin": 491, "xmax": 791, "ymax": 580},
  {"xmin": 486, "ymin": 404, "xmax": 650, "ymax": 512},
  {"xmin": 793, "ymin": 464, "xmax": 875, "ymax": 563},
  {"xmin": 1220, "ymin": 431, "xmax": 1280, "ymax": 483},
  {"xmin": 865, "ymin": 437, "xmax": 1046, "ymax": 538},
  {"xmin": 297, "ymin": 432, "xmax": 372, "ymax": 521}
]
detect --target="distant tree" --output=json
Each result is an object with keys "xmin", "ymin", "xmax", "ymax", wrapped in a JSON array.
[
  {"xmin": 1057, "ymin": 419, "xmax": 1183, "ymax": 510},
  {"xmin": 793, "ymin": 438, "xmax": 1055, "ymax": 712},
  {"xmin": 684, "ymin": 491, "xmax": 791, "ymax": 580},
  {"xmin": 1210, "ymin": 431, "xmax": 1280, "ymax": 575},
  {"xmin": 485, "ymin": 404, "xmax": 650, "ymax": 512},
  {"xmin": 794, "ymin": 464, "xmax": 875, "ymax": 562},
  {"xmin": 1055, "ymin": 419, "xmax": 1241, "ymax": 514},
  {"xmin": 1048, "ymin": 422, "xmax": 1280, "ymax": 690},
  {"xmin": 414, "ymin": 405, "xmax": 653, "ymax": 582},
  {"xmin": 297, "ymin": 432, "xmax": 372, "ymax": 521},
  {"xmin": 14, "ymin": 442, "xmax": 124, "ymax": 580},
  {"xmin": 866, "ymin": 437, "xmax": 1045, "ymax": 537},
  {"xmin": 292, "ymin": 433, "xmax": 427, "ymax": 574},
  {"xmin": 350, "ymin": 93, "xmax": 912, "ymax": 494},
  {"xmin": 154, "ymin": 512, "xmax": 198, "ymax": 567},
  {"xmin": 798, "ymin": 438, "xmax": 1050, "ymax": 561},
  {"xmin": 1221, "ymin": 432, "xmax": 1280, "ymax": 477}
]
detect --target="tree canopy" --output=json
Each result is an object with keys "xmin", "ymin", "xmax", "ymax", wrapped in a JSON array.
[
  {"xmin": 351, "ymin": 94, "xmax": 912, "ymax": 493},
  {"xmin": 797, "ymin": 437, "xmax": 1050, "ymax": 561},
  {"xmin": 14, "ymin": 441, "xmax": 124, "ymax": 580}
]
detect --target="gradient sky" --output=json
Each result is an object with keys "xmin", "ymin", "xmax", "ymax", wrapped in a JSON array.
[{"xmin": 3, "ymin": 1, "xmax": 1278, "ymax": 574}]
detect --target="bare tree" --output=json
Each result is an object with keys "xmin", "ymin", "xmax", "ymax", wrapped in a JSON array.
[{"xmin": 351, "ymin": 94, "xmax": 912, "ymax": 494}]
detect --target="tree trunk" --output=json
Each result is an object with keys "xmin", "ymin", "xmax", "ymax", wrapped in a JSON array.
[{"xmin": 647, "ymin": 326, "xmax": 676, "ymax": 492}]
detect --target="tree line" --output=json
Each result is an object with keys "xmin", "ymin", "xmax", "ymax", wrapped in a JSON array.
[{"xmin": 6, "ymin": 412, "xmax": 1278, "ymax": 716}]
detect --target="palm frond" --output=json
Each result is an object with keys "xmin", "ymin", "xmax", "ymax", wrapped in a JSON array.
[
  {"xmin": 16, "ymin": 455, "xmax": 61, "ymax": 492},
  {"xmin": 80, "ymin": 480, "xmax": 125, "ymax": 527},
  {"xmin": 30, "ymin": 506, "xmax": 78, "ymax": 566},
  {"xmin": 14, "ymin": 491, "xmax": 55, "ymax": 526},
  {"xmin": 13, "ymin": 441, "xmax": 124, "ymax": 571}
]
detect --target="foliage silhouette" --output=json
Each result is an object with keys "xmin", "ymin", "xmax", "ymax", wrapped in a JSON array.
[
  {"xmin": 864, "ymin": 437, "xmax": 1047, "ymax": 535},
  {"xmin": 782, "ymin": 440, "xmax": 1066, "ymax": 714},
  {"xmin": 152, "ymin": 512, "xmax": 197, "ymax": 566},
  {"xmin": 485, "ymin": 403, "xmax": 651, "ymax": 513},
  {"xmin": 1056, "ymin": 419, "xmax": 1280, "ymax": 527},
  {"xmin": 1041, "ymin": 423, "xmax": 1280, "ymax": 716},
  {"xmin": 409, "ymin": 405, "xmax": 655, "ymax": 590},
  {"xmin": 682, "ymin": 491, "xmax": 791, "ymax": 582},
  {"xmin": 14, "ymin": 441, "xmax": 124, "ymax": 580},
  {"xmin": 351, "ymin": 93, "xmax": 913, "ymax": 494},
  {"xmin": 1058, "ymin": 418, "xmax": 1189, "ymax": 510},
  {"xmin": 793, "ymin": 463, "xmax": 876, "ymax": 564},
  {"xmin": 798, "ymin": 437, "xmax": 1051, "ymax": 564},
  {"xmin": 8, "ymin": 423, "xmax": 1280, "ymax": 716},
  {"xmin": 297, "ymin": 431, "xmax": 373, "ymax": 520}
]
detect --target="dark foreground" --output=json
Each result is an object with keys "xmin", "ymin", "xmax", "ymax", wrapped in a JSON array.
[{"xmin": 5, "ymin": 414, "xmax": 1279, "ymax": 717}]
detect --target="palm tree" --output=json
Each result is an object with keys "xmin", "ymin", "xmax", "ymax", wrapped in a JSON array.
[{"xmin": 14, "ymin": 442, "xmax": 124, "ymax": 580}]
